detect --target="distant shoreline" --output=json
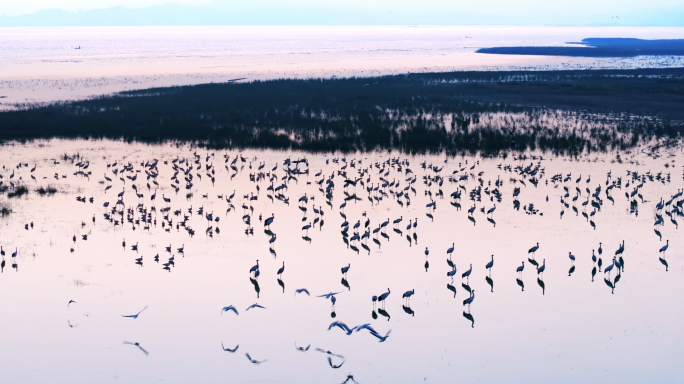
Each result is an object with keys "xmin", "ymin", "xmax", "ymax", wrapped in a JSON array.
[{"xmin": 478, "ymin": 38, "xmax": 684, "ymax": 57}]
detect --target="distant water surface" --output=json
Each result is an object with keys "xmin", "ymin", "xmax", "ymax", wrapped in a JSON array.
[{"xmin": 1, "ymin": 26, "xmax": 684, "ymax": 106}]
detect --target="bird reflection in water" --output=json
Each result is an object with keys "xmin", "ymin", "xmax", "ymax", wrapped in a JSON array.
[
  {"xmin": 341, "ymin": 375, "xmax": 359, "ymax": 384},
  {"xmin": 516, "ymin": 278, "xmax": 524, "ymax": 292},
  {"xmin": 250, "ymin": 277, "xmax": 260, "ymax": 298},
  {"xmin": 277, "ymin": 278, "xmax": 285, "ymax": 293},
  {"xmin": 341, "ymin": 278, "xmax": 350, "ymax": 291},
  {"xmin": 463, "ymin": 311, "xmax": 475, "ymax": 328},
  {"xmin": 361, "ymin": 243, "xmax": 370, "ymax": 254},
  {"xmin": 402, "ymin": 305, "xmax": 415, "ymax": 317},
  {"xmin": 528, "ymin": 257, "xmax": 539, "ymax": 268},
  {"xmin": 447, "ymin": 283, "xmax": 457, "ymax": 298},
  {"xmin": 537, "ymin": 278, "xmax": 545, "ymax": 295},
  {"xmin": 485, "ymin": 276, "xmax": 494, "ymax": 292},
  {"xmin": 604, "ymin": 278, "xmax": 615, "ymax": 294},
  {"xmin": 659, "ymin": 257, "xmax": 669, "ymax": 271},
  {"xmin": 377, "ymin": 308, "xmax": 390, "ymax": 321}
]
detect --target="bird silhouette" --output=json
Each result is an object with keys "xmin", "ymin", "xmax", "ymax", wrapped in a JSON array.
[
  {"xmin": 221, "ymin": 305, "xmax": 239, "ymax": 315},
  {"xmin": 123, "ymin": 341, "xmax": 149, "ymax": 356},
  {"xmin": 122, "ymin": 306, "xmax": 148, "ymax": 319},
  {"xmin": 485, "ymin": 255, "xmax": 494, "ymax": 273},
  {"xmin": 245, "ymin": 353, "xmax": 267, "ymax": 364},
  {"xmin": 402, "ymin": 289, "xmax": 415, "ymax": 305},
  {"xmin": 369, "ymin": 329, "xmax": 392, "ymax": 342},
  {"xmin": 218, "ymin": 341, "xmax": 239, "ymax": 353}
]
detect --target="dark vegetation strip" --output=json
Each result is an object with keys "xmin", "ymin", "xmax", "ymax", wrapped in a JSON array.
[
  {"xmin": 0, "ymin": 68, "xmax": 683, "ymax": 155},
  {"xmin": 477, "ymin": 38, "xmax": 684, "ymax": 57}
]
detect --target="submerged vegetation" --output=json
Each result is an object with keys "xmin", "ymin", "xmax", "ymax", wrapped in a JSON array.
[
  {"xmin": 7, "ymin": 185, "xmax": 28, "ymax": 198},
  {"xmin": 36, "ymin": 186, "xmax": 58, "ymax": 196},
  {"xmin": 0, "ymin": 68, "xmax": 683, "ymax": 154},
  {"xmin": 0, "ymin": 203, "xmax": 9, "ymax": 217}
]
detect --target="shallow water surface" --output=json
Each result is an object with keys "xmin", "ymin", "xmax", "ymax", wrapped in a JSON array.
[{"xmin": 0, "ymin": 139, "xmax": 682, "ymax": 383}]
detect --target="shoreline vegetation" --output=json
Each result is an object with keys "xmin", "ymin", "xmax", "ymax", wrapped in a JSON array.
[{"xmin": 0, "ymin": 68, "xmax": 683, "ymax": 155}]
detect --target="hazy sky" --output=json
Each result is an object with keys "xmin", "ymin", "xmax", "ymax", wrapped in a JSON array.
[{"xmin": 2, "ymin": 0, "xmax": 683, "ymax": 17}]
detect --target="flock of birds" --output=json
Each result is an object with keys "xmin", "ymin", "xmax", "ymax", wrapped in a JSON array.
[{"xmin": 0, "ymin": 147, "xmax": 682, "ymax": 369}]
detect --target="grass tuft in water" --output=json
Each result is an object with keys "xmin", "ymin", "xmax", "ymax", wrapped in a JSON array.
[
  {"xmin": 36, "ymin": 186, "xmax": 58, "ymax": 196},
  {"xmin": 7, "ymin": 186, "xmax": 28, "ymax": 198}
]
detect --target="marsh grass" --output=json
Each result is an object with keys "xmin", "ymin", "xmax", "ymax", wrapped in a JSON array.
[{"xmin": 1, "ymin": 68, "xmax": 682, "ymax": 154}]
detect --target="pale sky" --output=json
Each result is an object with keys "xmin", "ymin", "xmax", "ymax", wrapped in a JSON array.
[{"xmin": 2, "ymin": 0, "xmax": 683, "ymax": 17}]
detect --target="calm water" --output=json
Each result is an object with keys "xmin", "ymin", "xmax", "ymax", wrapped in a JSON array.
[
  {"xmin": 0, "ymin": 139, "xmax": 682, "ymax": 383},
  {"xmin": 1, "ymin": 26, "xmax": 684, "ymax": 107}
]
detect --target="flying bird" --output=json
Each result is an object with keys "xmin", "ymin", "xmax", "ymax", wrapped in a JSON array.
[
  {"xmin": 245, "ymin": 353, "xmax": 267, "ymax": 364},
  {"xmin": 122, "ymin": 306, "xmax": 148, "ymax": 319},
  {"xmin": 328, "ymin": 357, "xmax": 345, "ymax": 369},
  {"xmin": 318, "ymin": 291, "xmax": 343, "ymax": 299},
  {"xmin": 369, "ymin": 329, "xmax": 392, "ymax": 342},
  {"xmin": 123, "ymin": 341, "xmax": 149, "ymax": 356},
  {"xmin": 221, "ymin": 305, "xmax": 239, "ymax": 315},
  {"xmin": 221, "ymin": 342, "xmax": 239, "ymax": 352}
]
